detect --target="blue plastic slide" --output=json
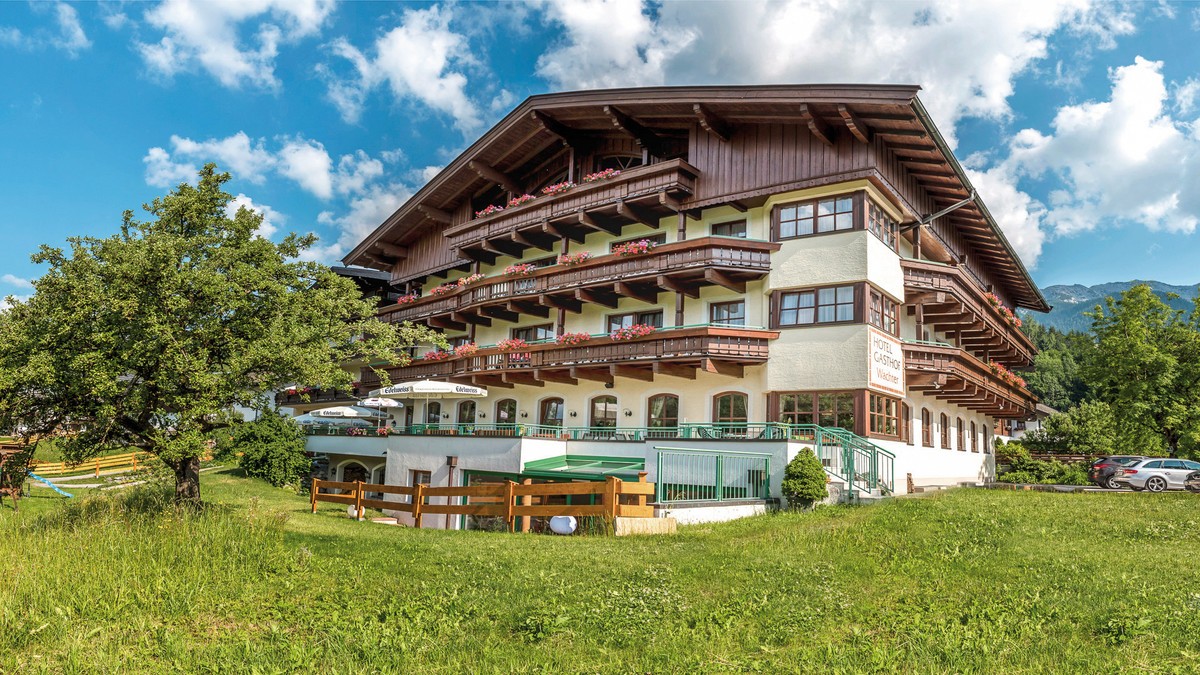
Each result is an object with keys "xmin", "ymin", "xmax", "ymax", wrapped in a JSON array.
[{"xmin": 26, "ymin": 472, "xmax": 73, "ymax": 498}]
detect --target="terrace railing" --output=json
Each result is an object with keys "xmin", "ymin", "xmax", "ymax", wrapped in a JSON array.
[{"xmin": 654, "ymin": 447, "xmax": 771, "ymax": 503}]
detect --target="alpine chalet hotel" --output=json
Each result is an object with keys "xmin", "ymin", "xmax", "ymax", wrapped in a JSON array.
[{"xmin": 306, "ymin": 85, "xmax": 1047, "ymax": 524}]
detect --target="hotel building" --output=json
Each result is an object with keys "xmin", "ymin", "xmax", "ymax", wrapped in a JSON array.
[{"xmin": 296, "ymin": 85, "xmax": 1047, "ymax": 523}]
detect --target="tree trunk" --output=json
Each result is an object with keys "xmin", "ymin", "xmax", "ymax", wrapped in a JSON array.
[{"xmin": 171, "ymin": 456, "xmax": 201, "ymax": 505}]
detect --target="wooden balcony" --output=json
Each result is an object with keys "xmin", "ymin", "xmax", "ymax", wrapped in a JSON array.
[
  {"xmin": 377, "ymin": 237, "xmax": 778, "ymax": 329},
  {"xmin": 445, "ymin": 159, "xmax": 700, "ymax": 263},
  {"xmin": 901, "ymin": 258, "xmax": 1036, "ymax": 367},
  {"xmin": 363, "ymin": 326, "xmax": 776, "ymax": 389},
  {"xmin": 902, "ymin": 341, "xmax": 1036, "ymax": 419},
  {"xmin": 275, "ymin": 387, "xmax": 362, "ymax": 411}
]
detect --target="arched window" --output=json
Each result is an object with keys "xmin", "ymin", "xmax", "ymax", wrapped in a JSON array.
[
  {"xmin": 647, "ymin": 394, "xmax": 679, "ymax": 436},
  {"xmin": 341, "ymin": 462, "xmax": 369, "ymax": 483},
  {"xmin": 426, "ymin": 401, "xmax": 442, "ymax": 424},
  {"xmin": 458, "ymin": 400, "xmax": 476, "ymax": 431},
  {"xmin": 713, "ymin": 392, "xmax": 748, "ymax": 425},
  {"xmin": 956, "ymin": 417, "xmax": 965, "ymax": 451},
  {"xmin": 921, "ymin": 409, "xmax": 932, "ymax": 447},
  {"xmin": 940, "ymin": 413, "xmax": 950, "ymax": 449},
  {"xmin": 495, "ymin": 398, "xmax": 516, "ymax": 425},
  {"xmin": 590, "ymin": 395, "xmax": 617, "ymax": 428},
  {"xmin": 902, "ymin": 403, "xmax": 912, "ymax": 445},
  {"xmin": 540, "ymin": 397, "xmax": 564, "ymax": 428},
  {"xmin": 970, "ymin": 421, "xmax": 978, "ymax": 452}
]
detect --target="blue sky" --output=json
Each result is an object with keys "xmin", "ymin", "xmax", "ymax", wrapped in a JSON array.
[{"xmin": 3, "ymin": 0, "xmax": 1200, "ymax": 306}]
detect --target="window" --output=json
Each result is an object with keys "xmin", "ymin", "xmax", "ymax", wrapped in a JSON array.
[
  {"xmin": 710, "ymin": 300, "xmax": 745, "ymax": 326},
  {"xmin": 495, "ymin": 398, "xmax": 517, "ymax": 424},
  {"xmin": 869, "ymin": 289, "xmax": 899, "ymax": 336},
  {"xmin": 921, "ymin": 409, "xmax": 932, "ymax": 447},
  {"xmin": 457, "ymin": 400, "xmax": 476, "ymax": 429},
  {"xmin": 774, "ymin": 194, "xmax": 856, "ymax": 239},
  {"xmin": 590, "ymin": 395, "xmax": 618, "ymax": 428},
  {"xmin": 595, "ymin": 154, "xmax": 642, "ymax": 172},
  {"xmin": 971, "ymin": 421, "xmax": 978, "ymax": 452},
  {"xmin": 940, "ymin": 413, "xmax": 950, "ymax": 449},
  {"xmin": 426, "ymin": 401, "xmax": 442, "ymax": 424},
  {"xmin": 609, "ymin": 232, "xmax": 666, "ymax": 252},
  {"xmin": 869, "ymin": 394, "xmax": 900, "ymax": 438},
  {"xmin": 448, "ymin": 336, "xmax": 472, "ymax": 349},
  {"xmin": 409, "ymin": 469, "xmax": 432, "ymax": 504},
  {"xmin": 902, "ymin": 403, "xmax": 912, "ymax": 445},
  {"xmin": 608, "ymin": 310, "xmax": 664, "ymax": 333},
  {"xmin": 647, "ymin": 394, "xmax": 679, "ymax": 431},
  {"xmin": 539, "ymin": 397, "xmax": 564, "ymax": 428},
  {"xmin": 712, "ymin": 220, "xmax": 747, "ymax": 238},
  {"xmin": 867, "ymin": 199, "xmax": 898, "ymax": 250},
  {"xmin": 956, "ymin": 418, "xmax": 965, "ymax": 452},
  {"xmin": 713, "ymin": 392, "xmax": 748, "ymax": 424},
  {"xmin": 775, "ymin": 392, "xmax": 857, "ymax": 431},
  {"xmin": 776, "ymin": 285, "xmax": 856, "ymax": 327},
  {"xmin": 1144, "ymin": 460, "xmax": 1162, "ymax": 469},
  {"xmin": 511, "ymin": 324, "xmax": 554, "ymax": 342}
]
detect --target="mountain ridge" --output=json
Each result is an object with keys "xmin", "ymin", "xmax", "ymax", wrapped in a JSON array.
[{"xmin": 1026, "ymin": 281, "xmax": 1199, "ymax": 332}]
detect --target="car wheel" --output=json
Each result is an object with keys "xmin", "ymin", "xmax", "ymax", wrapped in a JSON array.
[
  {"xmin": 1146, "ymin": 476, "xmax": 1168, "ymax": 493},
  {"xmin": 1105, "ymin": 477, "xmax": 1123, "ymax": 490}
]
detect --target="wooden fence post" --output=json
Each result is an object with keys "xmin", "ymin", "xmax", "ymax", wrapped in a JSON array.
[
  {"xmin": 504, "ymin": 480, "xmax": 517, "ymax": 533},
  {"xmin": 412, "ymin": 484, "xmax": 425, "ymax": 529},
  {"xmin": 636, "ymin": 471, "xmax": 648, "ymax": 510},
  {"xmin": 132, "ymin": 454, "xmax": 138, "ymax": 471},
  {"xmin": 520, "ymin": 478, "xmax": 532, "ymax": 533},
  {"xmin": 605, "ymin": 475, "xmax": 620, "ymax": 519},
  {"xmin": 354, "ymin": 481, "xmax": 364, "ymax": 521},
  {"xmin": 311, "ymin": 478, "xmax": 320, "ymax": 513},
  {"xmin": 95, "ymin": 458, "xmax": 101, "ymax": 477}
]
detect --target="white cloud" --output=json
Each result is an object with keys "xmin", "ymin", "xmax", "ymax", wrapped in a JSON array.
[
  {"xmin": 532, "ymin": 0, "xmax": 1134, "ymax": 146},
  {"xmin": 1, "ymin": 274, "xmax": 33, "ymax": 289},
  {"xmin": 965, "ymin": 164, "xmax": 1047, "ymax": 268},
  {"xmin": 278, "ymin": 138, "xmax": 334, "ymax": 199},
  {"xmin": 137, "ymin": 0, "xmax": 334, "ymax": 89},
  {"xmin": 1001, "ymin": 57, "xmax": 1199, "ymax": 237},
  {"xmin": 1, "ymin": 2, "xmax": 91, "ymax": 56},
  {"xmin": 321, "ymin": 5, "xmax": 481, "ymax": 131},
  {"xmin": 226, "ymin": 193, "xmax": 284, "ymax": 238},
  {"xmin": 143, "ymin": 146, "xmax": 199, "ymax": 187},
  {"xmin": 147, "ymin": 132, "xmax": 276, "ymax": 186},
  {"xmin": 1173, "ymin": 77, "xmax": 1200, "ymax": 116},
  {"xmin": 304, "ymin": 182, "xmax": 414, "ymax": 262}
]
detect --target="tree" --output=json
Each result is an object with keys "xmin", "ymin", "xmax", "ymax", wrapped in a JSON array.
[
  {"xmin": 781, "ymin": 448, "xmax": 827, "ymax": 508},
  {"xmin": 234, "ymin": 412, "xmax": 310, "ymax": 488},
  {"xmin": 1020, "ymin": 317, "xmax": 1091, "ymax": 410},
  {"xmin": 1021, "ymin": 400, "xmax": 1145, "ymax": 456},
  {"xmin": 0, "ymin": 165, "xmax": 438, "ymax": 503},
  {"xmin": 1084, "ymin": 285, "xmax": 1200, "ymax": 458}
]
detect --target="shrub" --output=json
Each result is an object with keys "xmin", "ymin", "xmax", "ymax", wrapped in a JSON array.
[
  {"xmin": 234, "ymin": 413, "xmax": 310, "ymax": 488},
  {"xmin": 781, "ymin": 448, "xmax": 827, "ymax": 508}
]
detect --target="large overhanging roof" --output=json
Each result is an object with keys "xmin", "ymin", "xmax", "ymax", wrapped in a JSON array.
[{"xmin": 346, "ymin": 84, "xmax": 1049, "ymax": 312}]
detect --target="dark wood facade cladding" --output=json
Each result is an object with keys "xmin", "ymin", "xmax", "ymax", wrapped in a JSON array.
[
  {"xmin": 903, "ymin": 342, "xmax": 1036, "ymax": 419},
  {"xmin": 347, "ymin": 85, "xmax": 1048, "ymax": 314}
]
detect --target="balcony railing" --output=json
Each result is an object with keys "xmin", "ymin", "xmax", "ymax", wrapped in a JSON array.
[
  {"xmin": 275, "ymin": 387, "xmax": 363, "ymax": 409},
  {"xmin": 901, "ymin": 258, "xmax": 1036, "ymax": 367},
  {"xmin": 377, "ymin": 237, "xmax": 777, "ymax": 325},
  {"xmin": 367, "ymin": 325, "xmax": 775, "ymax": 384},
  {"xmin": 444, "ymin": 159, "xmax": 700, "ymax": 250},
  {"xmin": 902, "ymin": 340, "xmax": 1036, "ymax": 418}
]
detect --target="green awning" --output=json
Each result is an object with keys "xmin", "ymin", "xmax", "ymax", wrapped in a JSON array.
[{"xmin": 521, "ymin": 454, "xmax": 645, "ymax": 481}]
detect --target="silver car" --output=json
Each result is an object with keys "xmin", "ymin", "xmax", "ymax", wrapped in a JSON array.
[{"xmin": 1116, "ymin": 458, "xmax": 1200, "ymax": 492}]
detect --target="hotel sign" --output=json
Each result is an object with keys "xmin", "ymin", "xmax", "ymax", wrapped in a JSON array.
[{"xmin": 868, "ymin": 327, "xmax": 905, "ymax": 397}]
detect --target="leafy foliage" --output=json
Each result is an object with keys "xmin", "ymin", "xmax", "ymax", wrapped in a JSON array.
[
  {"xmin": 995, "ymin": 442, "xmax": 1089, "ymax": 485},
  {"xmin": 781, "ymin": 448, "xmax": 827, "ymax": 507},
  {"xmin": 1085, "ymin": 284, "xmax": 1200, "ymax": 457},
  {"xmin": 0, "ymin": 165, "xmax": 439, "ymax": 502},
  {"xmin": 1022, "ymin": 401, "xmax": 1124, "ymax": 456},
  {"xmin": 234, "ymin": 413, "xmax": 310, "ymax": 488},
  {"xmin": 1019, "ymin": 317, "xmax": 1091, "ymax": 410}
]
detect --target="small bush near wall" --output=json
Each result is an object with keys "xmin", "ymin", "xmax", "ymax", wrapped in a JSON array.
[
  {"xmin": 782, "ymin": 449, "xmax": 828, "ymax": 508},
  {"xmin": 234, "ymin": 413, "xmax": 310, "ymax": 489},
  {"xmin": 995, "ymin": 440, "xmax": 1089, "ymax": 485}
]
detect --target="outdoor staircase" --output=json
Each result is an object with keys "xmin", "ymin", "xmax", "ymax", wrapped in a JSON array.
[{"xmin": 792, "ymin": 426, "xmax": 896, "ymax": 500}]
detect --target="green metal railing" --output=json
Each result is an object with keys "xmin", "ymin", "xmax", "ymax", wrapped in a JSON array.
[{"xmin": 655, "ymin": 447, "xmax": 771, "ymax": 503}]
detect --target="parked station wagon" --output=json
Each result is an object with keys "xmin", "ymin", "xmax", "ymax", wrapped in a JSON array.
[{"xmin": 1116, "ymin": 458, "xmax": 1200, "ymax": 492}]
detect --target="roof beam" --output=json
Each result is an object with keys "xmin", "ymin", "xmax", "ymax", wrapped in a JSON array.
[
  {"xmin": 578, "ymin": 210, "xmax": 623, "ymax": 236},
  {"xmin": 534, "ymin": 369, "xmax": 577, "ymax": 385},
  {"xmin": 611, "ymin": 364, "xmax": 654, "ymax": 382},
  {"xmin": 615, "ymin": 281, "xmax": 660, "ymax": 304},
  {"xmin": 653, "ymin": 361, "xmax": 697, "ymax": 380},
  {"xmin": 837, "ymin": 104, "xmax": 872, "ymax": 144},
  {"xmin": 701, "ymin": 358, "xmax": 743, "ymax": 377},
  {"xmin": 507, "ymin": 300, "xmax": 550, "ymax": 319},
  {"xmin": 481, "ymin": 238, "xmax": 525, "ymax": 258},
  {"xmin": 540, "ymin": 293, "xmax": 583, "ymax": 313},
  {"xmin": 887, "ymin": 142, "xmax": 939, "ymax": 152},
  {"xmin": 376, "ymin": 242, "xmax": 409, "ymax": 258},
  {"xmin": 468, "ymin": 160, "xmax": 521, "ymax": 195},
  {"xmin": 417, "ymin": 204, "xmax": 453, "ymax": 225},
  {"xmin": 799, "ymin": 103, "xmax": 834, "ymax": 147},
  {"xmin": 693, "ymin": 103, "xmax": 733, "ymax": 142},
  {"xmin": 541, "ymin": 219, "xmax": 587, "ymax": 244},
  {"xmin": 570, "ymin": 366, "xmax": 613, "ymax": 384},
  {"xmin": 511, "ymin": 229, "xmax": 557, "ymax": 252},
  {"xmin": 575, "ymin": 287, "xmax": 620, "ymax": 309},
  {"xmin": 454, "ymin": 247, "xmax": 497, "ymax": 266},
  {"xmin": 530, "ymin": 110, "xmax": 582, "ymax": 148},
  {"xmin": 658, "ymin": 274, "xmax": 701, "ymax": 298},
  {"xmin": 480, "ymin": 305, "xmax": 520, "ymax": 322},
  {"xmin": 429, "ymin": 316, "xmax": 467, "ymax": 332},
  {"xmin": 501, "ymin": 372, "xmax": 544, "ymax": 388},
  {"xmin": 451, "ymin": 311, "xmax": 491, "ymax": 327},
  {"xmin": 603, "ymin": 105, "xmax": 666, "ymax": 156},
  {"xmin": 704, "ymin": 268, "xmax": 746, "ymax": 293}
]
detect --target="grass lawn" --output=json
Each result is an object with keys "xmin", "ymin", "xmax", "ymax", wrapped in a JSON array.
[{"xmin": 3, "ymin": 470, "xmax": 1199, "ymax": 673}]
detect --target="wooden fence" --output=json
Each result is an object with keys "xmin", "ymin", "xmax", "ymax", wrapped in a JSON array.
[
  {"xmin": 30, "ymin": 451, "xmax": 153, "ymax": 477},
  {"xmin": 311, "ymin": 474, "xmax": 656, "ymax": 531}
]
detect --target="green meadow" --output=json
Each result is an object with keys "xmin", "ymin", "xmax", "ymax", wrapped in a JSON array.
[{"xmin": 3, "ymin": 469, "xmax": 1198, "ymax": 673}]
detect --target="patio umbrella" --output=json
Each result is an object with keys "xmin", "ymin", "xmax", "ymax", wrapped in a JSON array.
[
  {"xmin": 368, "ymin": 380, "xmax": 488, "ymax": 425},
  {"xmin": 309, "ymin": 405, "xmax": 379, "ymax": 418},
  {"xmin": 359, "ymin": 397, "xmax": 402, "ymax": 427}
]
